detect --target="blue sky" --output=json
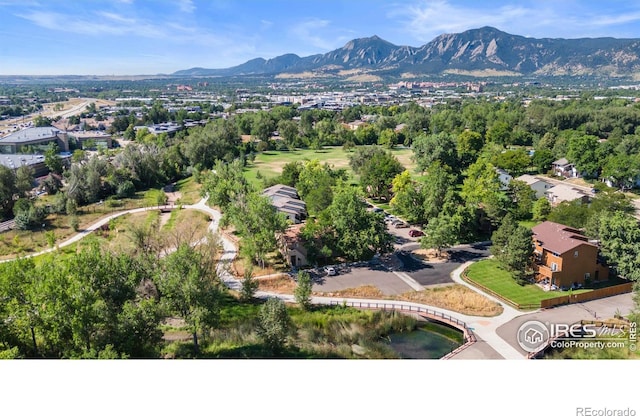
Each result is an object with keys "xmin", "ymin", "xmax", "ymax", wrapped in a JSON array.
[{"xmin": 2, "ymin": 0, "xmax": 640, "ymax": 75}]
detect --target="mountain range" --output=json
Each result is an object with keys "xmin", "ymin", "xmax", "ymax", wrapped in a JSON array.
[{"xmin": 173, "ymin": 26, "xmax": 640, "ymax": 79}]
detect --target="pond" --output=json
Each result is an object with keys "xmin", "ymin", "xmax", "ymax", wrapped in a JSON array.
[{"xmin": 385, "ymin": 322, "xmax": 463, "ymax": 359}]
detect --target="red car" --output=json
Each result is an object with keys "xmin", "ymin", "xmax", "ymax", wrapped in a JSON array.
[{"xmin": 408, "ymin": 229, "xmax": 424, "ymax": 237}]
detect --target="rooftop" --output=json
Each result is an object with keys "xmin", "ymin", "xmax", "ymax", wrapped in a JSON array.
[
  {"xmin": 552, "ymin": 157, "xmax": 570, "ymax": 166},
  {"xmin": 532, "ymin": 221, "xmax": 597, "ymax": 255},
  {"xmin": 0, "ymin": 153, "xmax": 46, "ymax": 170},
  {"xmin": 545, "ymin": 184, "xmax": 588, "ymax": 202},
  {"xmin": 516, "ymin": 174, "xmax": 548, "ymax": 186},
  {"xmin": 0, "ymin": 127, "xmax": 61, "ymax": 144}
]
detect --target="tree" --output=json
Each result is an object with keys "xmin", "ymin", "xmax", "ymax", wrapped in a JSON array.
[
  {"xmin": 294, "ymin": 271, "xmax": 313, "ymax": 310},
  {"xmin": 601, "ymin": 153, "xmax": 640, "ymax": 190},
  {"xmin": 493, "ymin": 149, "xmax": 531, "ymax": 176},
  {"xmin": 239, "ymin": 265, "xmax": 258, "ymax": 303},
  {"xmin": 44, "ymin": 143, "xmax": 63, "ymax": 175},
  {"xmin": 0, "ymin": 165, "xmax": 17, "ymax": 219},
  {"xmin": 567, "ymin": 134, "xmax": 602, "ymax": 178},
  {"xmin": 412, "ymin": 133, "xmax": 459, "ymax": 172},
  {"xmin": 485, "ymin": 121, "xmax": 512, "ymax": 145},
  {"xmin": 490, "ymin": 214, "xmax": 533, "ymax": 284},
  {"xmin": 507, "ymin": 179, "xmax": 536, "ymax": 220},
  {"xmin": 251, "ymin": 111, "xmax": 275, "ymax": 142},
  {"xmin": 231, "ymin": 193, "xmax": 288, "ymax": 268},
  {"xmin": 257, "ymin": 297, "xmax": 292, "ymax": 354},
  {"xmin": 532, "ymin": 197, "xmax": 552, "ymax": 221},
  {"xmin": 277, "ymin": 119, "xmax": 299, "ymax": 149},
  {"xmin": 157, "ymin": 243, "xmax": 222, "ymax": 355},
  {"xmin": 420, "ymin": 214, "xmax": 458, "ymax": 257},
  {"xmin": 421, "ymin": 161, "xmax": 459, "ymax": 222},
  {"xmin": 202, "ymin": 159, "xmax": 251, "ymax": 211},
  {"xmin": 377, "ymin": 128, "xmax": 397, "ymax": 148},
  {"xmin": 457, "ymin": 130, "xmax": 484, "ymax": 167},
  {"xmin": 321, "ymin": 183, "xmax": 393, "ymax": 261},
  {"xmin": 182, "ymin": 119, "xmax": 240, "ymax": 169},
  {"xmin": 587, "ymin": 211, "xmax": 640, "ymax": 281},
  {"xmin": 358, "ymin": 149, "xmax": 404, "ymax": 201},
  {"xmin": 297, "ymin": 160, "xmax": 346, "ymax": 215},
  {"xmin": 461, "ymin": 158, "xmax": 509, "ymax": 227},
  {"xmin": 532, "ymin": 148, "xmax": 555, "ymax": 173},
  {"xmin": 15, "ymin": 165, "xmax": 34, "ymax": 197}
]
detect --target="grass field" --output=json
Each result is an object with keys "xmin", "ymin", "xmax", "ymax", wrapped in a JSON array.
[
  {"xmin": 244, "ymin": 146, "xmax": 417, "ymax": 189},
  {"xmin": 174, "ymin": 176, "xmax": 202, "ymax": 205},
  {"xmin": 465, "ymin": 259, "xmax": 591, "ymax": 308}
]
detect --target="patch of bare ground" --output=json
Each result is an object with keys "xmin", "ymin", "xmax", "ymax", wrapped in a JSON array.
[
  {"xmin": 257, "ymin": 275, "xmax": 297, "ymax": 294},
  {"xmin": 158, "ymin": 212, "xmax": 171, "ymax": 228},
  {"xmin": 318, "ymin": 285, "xmax": 387, "ymax": 299},
  {"xmin": 345, "ymin": 74, "xmax": 382, "ymax": 82},
  {"xmin": 396, "ymin": 284, "xmax": 503, "ymax": 317},
  {"xmin": 162, "ymin": 317, "xmax": 190, "ymax": 341},
  {"xmin": 253, "ymin": 278, "xmax": 500, "ymax": 316},
  {"xmin": 412, "ymin": 248, "xmax": 449, "ymax": 263}
]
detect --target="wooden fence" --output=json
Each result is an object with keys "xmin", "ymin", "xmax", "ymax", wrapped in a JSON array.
[{"xmin": 540, "ymin": 282, "xmax": 634, "ymax": 308}]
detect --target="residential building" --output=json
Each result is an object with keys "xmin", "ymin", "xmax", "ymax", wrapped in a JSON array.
[
  {"xmin": 496, "ymin": 168, "xmax": 513, "ymax": 190},
  {"xmin": 515, "ymin": 174, "xmax": 554, "ymax": 199},
  {"xmin": 278, "ymin": 223, "xmax": 308, "ymax": 267},
  {"xmin": 532, "ymin": 221, "xmax": 609, "ymax": 288},
  {"xmin": 544, "ymin": 184, "xmax": 590, "ymax": 206},
  {"xmin": 262, "ymin": 184, "xmax": 307, "ymax": 224},
  {"xmin": 551, "ymin": 158, "xmax": 578, "ymax": 178}
]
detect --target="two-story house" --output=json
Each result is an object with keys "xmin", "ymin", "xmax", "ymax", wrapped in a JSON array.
[
  {"xmin": 278, "ymin": 223, "xmax": 308, "ymax": 267},
  {"xmin": 531, "ymin": 221, "xmax": 609, "ymax": 289}
]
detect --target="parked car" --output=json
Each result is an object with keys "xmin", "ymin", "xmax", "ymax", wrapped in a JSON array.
[
  {"xmin": 409, "ymin": 229, "xmax": 424, "ymax": 237},
  {"xmin": 325, "ymin": 266, "xmax": 337, "ymax": 276},
  {"xmin": 394, "ymin": 221, "xmax": 409, "ymax": 228}
]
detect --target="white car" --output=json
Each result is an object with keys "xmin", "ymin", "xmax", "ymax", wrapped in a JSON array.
[{"xmin": 325, "ymin": 266, "xmax": 337, "ymax": 276}]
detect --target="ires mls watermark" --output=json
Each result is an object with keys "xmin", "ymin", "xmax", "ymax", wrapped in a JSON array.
[{"xmin": 516, "ymin": 320, "xmax": 636, "ymax": 354}]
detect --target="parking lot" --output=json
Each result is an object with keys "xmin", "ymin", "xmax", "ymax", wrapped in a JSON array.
[
  {"xmin": 310, "ymin": 262, "xmax": 416, "ymax": 296},
  {"xmin": 302, "ymin": 205, "xmax": 490, "ymax": 296}
]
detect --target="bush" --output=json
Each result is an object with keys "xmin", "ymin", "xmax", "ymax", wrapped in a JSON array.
[
  {"xmin": 294, "ymin": 271, "xmax": 313, "ymax": 310},
  {"xmin": 116, "ymin": 180, "xmax": 136, "ymax": 198},
  {"xmin": 69, "ymin": 215, "xmax": 79, "ymax": 231}
]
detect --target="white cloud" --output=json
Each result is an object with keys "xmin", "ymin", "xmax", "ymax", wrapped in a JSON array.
[
  {"xmin": 391, "ymin": 0, "xmax": 532, "ymax": 41},
  {"xmin": 177, "ymin": 0, "xmax": 195, "ymax": 14},
  {"xmin": 290, "ymin": 18, "xmax": 335, "ymax": 50},
  {"xmin": 392, "ymin": 0, "xmax": 640, "ymax": 41}
]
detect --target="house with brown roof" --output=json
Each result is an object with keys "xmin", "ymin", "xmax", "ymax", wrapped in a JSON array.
[
  {"xmin": 532, "ymin": 221, "xmax": 609, "ymax": 289},
  {"xmin": 278, "ymin": 223, "xmax": 308, "ymax": 267}
]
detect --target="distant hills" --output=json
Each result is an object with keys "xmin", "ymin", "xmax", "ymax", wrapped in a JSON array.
[{"xmin": 173, "ymin": 26, "xmax": 640, "ymax": 79}]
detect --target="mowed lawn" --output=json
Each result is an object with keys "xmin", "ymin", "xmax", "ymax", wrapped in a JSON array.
[
  {"xmin": 244, "ymin": 146, "xmax": 417, "ymax": 188},
  {"xmin": 465, "ymin": 259, "xmax": 591, "ymax": 308}
]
